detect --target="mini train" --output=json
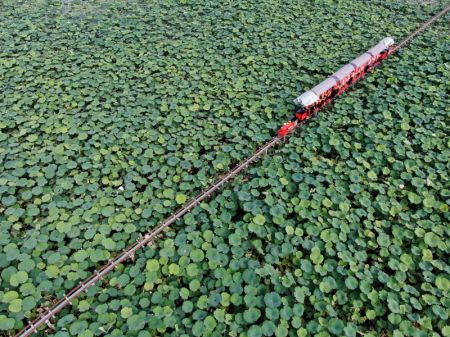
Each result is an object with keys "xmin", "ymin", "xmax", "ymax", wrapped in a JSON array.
[{"xmin": 277, "ymin": 37, "xmax": 395, "ymax": 137}]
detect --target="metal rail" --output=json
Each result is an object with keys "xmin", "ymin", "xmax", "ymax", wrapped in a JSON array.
[
  {"xmin": 14, "ymin": 4, "xmax": 450, "ymax": 336},
  {"xmin": 15, "ymin": 136, "xmax": 284, "ymax": 337},
  {"xmin": 391, "ymin": 4, "xmax": 450, "ymax": 53}
]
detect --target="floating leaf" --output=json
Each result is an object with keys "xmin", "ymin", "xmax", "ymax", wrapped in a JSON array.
[
  {"xmin": 253, "ymin": 214, "xmax": 266, "ymax": 226},
  {"xmin": 9, "ymin": 271, "xmax": 28, "ymax": 287},
  {"xmin": 146, "ymin": 259, "xmax": 160, "ymax": 272},
  {"xmin": 175, "ymin": 194, "xmax": 188, "ymax": 204},
  {"xmin": 0, "ymin": 315, "xmax": 15, "ymax": 331},
  {"xmin": 264, "ymin": 292, "xmax": 281, "ymax": 308}
]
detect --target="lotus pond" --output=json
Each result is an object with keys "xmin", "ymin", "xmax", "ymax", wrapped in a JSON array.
[{"xmin": 0, "ymin": 0, "xmax": 448, "ymax": 336}]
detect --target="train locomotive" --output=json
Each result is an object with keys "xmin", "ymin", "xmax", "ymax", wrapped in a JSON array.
[{"xmin": 278, "ymin": 37, "xmax": 395, "ymax": 137}]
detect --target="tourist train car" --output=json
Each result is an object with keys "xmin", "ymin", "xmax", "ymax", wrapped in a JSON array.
[{"xmin": 278, "ymin": 37, "xmax": 395, "ymax": 137}]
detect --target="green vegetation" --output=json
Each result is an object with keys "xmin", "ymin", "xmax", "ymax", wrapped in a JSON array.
[{"xmin": 0, "ymin": 0, "xmax": 448, "ymax": 336}]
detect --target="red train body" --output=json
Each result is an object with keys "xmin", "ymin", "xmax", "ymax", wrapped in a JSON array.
[{"xmin": 277, "ymin": 37, "xmax": 394, "ymax": 137}]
